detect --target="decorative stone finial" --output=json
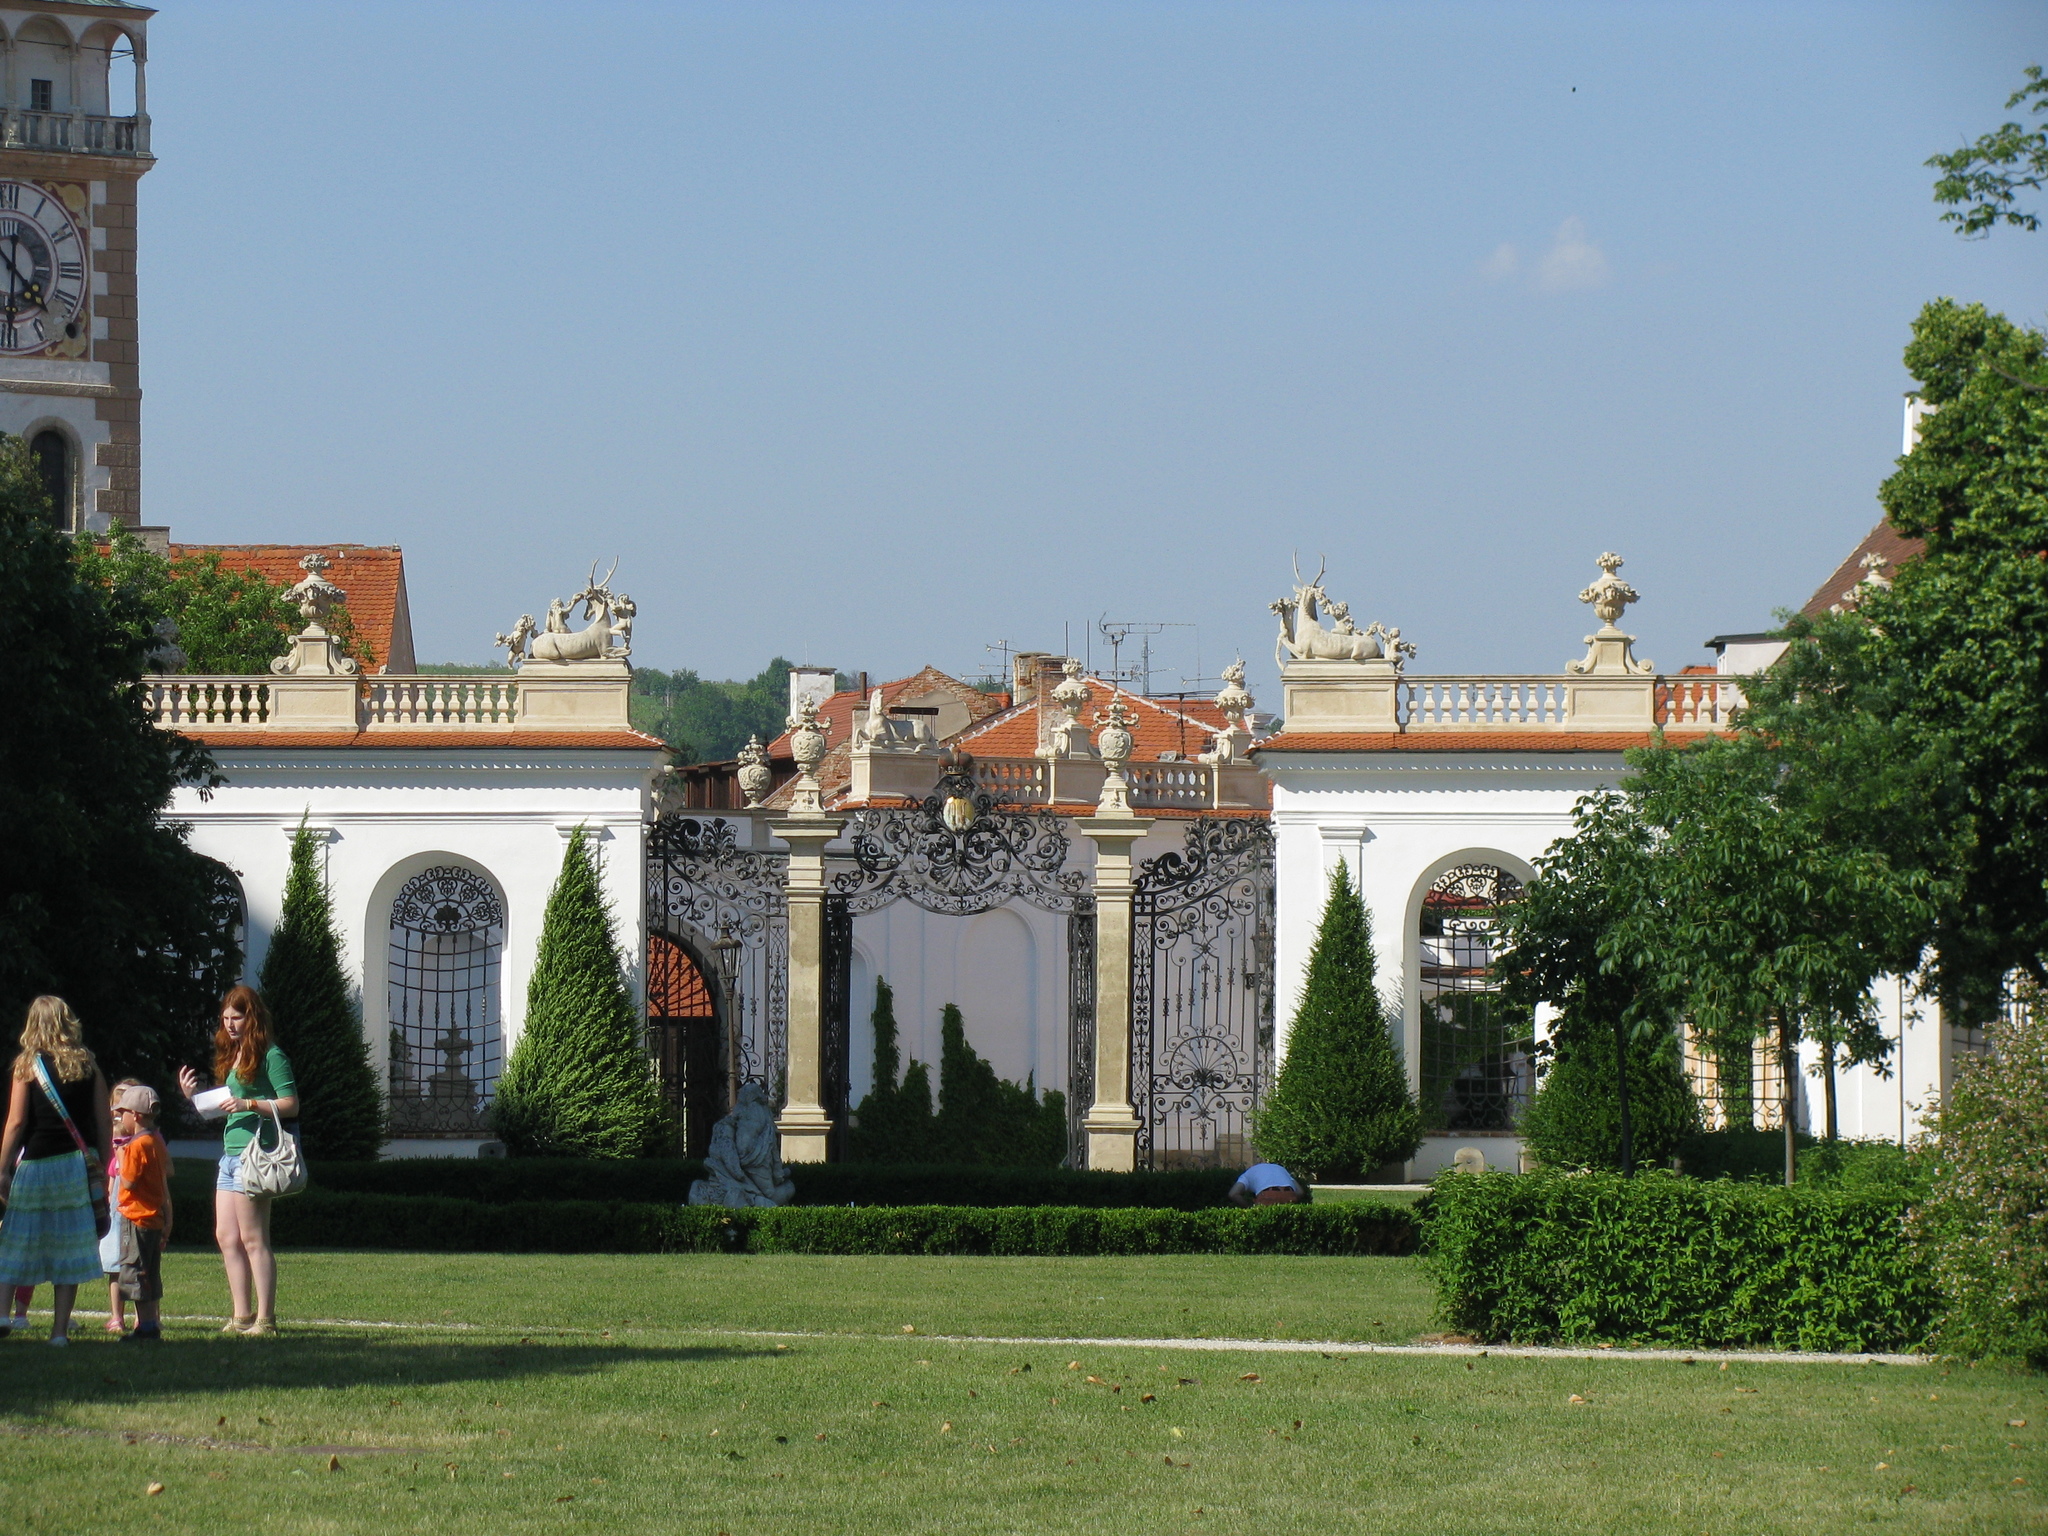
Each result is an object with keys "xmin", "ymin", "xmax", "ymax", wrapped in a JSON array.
[
  {"xmin": 285, "ymin": 552, "xmax": 346, "ymax": 625},
  {"xmin": 1094, "ymin": 697, "xmax": 1138, "ymax": 814},
  {"xmin": 1200, "ymin": 658, "xmax": 1255, "ymax": 765},
  {"xmin": 1831, "ymin": 551, "xmax": 1894, "ymax": 614},
  {"xmin": 785, "ymin": 697, "xmax": 831, "ymax": 816},
  {"xmin": 736, "ymin": 735, "xmax": 771, "ymax": 808},
  {"xmin": 1566, "ymin": 552, "xmax": 1654, "ymax": 676},
  {"xmin": 1046, "ymin": 657, "xmax": 1092, "ymax": 759}
]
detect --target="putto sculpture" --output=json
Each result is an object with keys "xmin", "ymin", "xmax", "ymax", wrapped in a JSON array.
[
  {"xmin": 1271, "ymin": 555, "xmax": 1414, "ymax": 670},
  {"xmin": 496, "ymin": 560, "xmax": 635, "ymax": 669}
]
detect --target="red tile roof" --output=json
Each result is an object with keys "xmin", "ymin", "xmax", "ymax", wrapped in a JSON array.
[
  {"xmin": 1800, "ymin": 521, "xmax": 1925, "ymax": 618},
  {"xmin": 761, "ymin": 667, "xmax": 1014, "ymax": 810},
  {"xmin": 168, "ymin": 544, "xmax": 416, "ymax": 674},
  {"xmin": 953, "ymin": 677, "xmax": 1234, "ymax": 762}
]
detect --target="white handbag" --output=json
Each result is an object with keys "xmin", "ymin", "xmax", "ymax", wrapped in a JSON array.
[{"xmin": 237, "ymin": 1101, "xmax": 308, "ymax": 1198}]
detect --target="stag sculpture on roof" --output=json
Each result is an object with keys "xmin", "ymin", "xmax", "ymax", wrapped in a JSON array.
[
  {"xmin": 497, "ymin": 560, "xmax": 635, "ymax": 669},
  {"xmin": 1270, "ymin": 554, "xmax": 1414, "ymax": 670}
]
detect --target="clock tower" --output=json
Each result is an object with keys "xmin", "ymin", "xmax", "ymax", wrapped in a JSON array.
[{"xmin": 0, "ymin": 2, "xmax": 152, "ymax": 537}]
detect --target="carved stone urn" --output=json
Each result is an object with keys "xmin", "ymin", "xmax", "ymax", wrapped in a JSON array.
[
  {"xmin": 1047, "ymin": 657, "xmax": 1092, "ymax": 758},
  {"xmin": 736, "ymin": 735, "xmax": 771, "ymax": 808},
  {"xmin": 1567, "ymin": 551, "xmax": 1654, "ymax": 676},
  {"xmin": 1094, "ymin": 698, "xmax": 1138, "ymax": 814},
  {"xmin": 785, "ymin": 698, "xmax": 831, "ymax": 815}
]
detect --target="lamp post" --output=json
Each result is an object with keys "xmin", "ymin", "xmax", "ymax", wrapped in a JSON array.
[{"xmin": 711, "ymin": 926, "xmax": 742, "ymax": 1116}]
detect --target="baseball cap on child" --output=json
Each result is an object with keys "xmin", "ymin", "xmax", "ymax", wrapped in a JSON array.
[{"xmin": 113, "ymin": 1084, "xmax": 159, "ymax": 1115}]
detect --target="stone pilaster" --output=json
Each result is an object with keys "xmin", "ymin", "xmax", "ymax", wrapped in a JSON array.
[
  {"xmin": 1075, "ymin": 813, "xmax": 1154, "ymax": 1171},
  {"xmin": 772, "ymin": 816, "xmax": 845, "ymax": 1163}
]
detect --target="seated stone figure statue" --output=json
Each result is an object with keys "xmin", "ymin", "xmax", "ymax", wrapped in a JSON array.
[{"xmin": 687, "ymin": 1081, "xmax": 796, "ymax": 1208}]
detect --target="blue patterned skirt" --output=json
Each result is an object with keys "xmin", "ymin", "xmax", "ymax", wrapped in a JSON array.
[{"xmin": 0, "ymin": 1150, "xmax": 103, "ymax": 1287}]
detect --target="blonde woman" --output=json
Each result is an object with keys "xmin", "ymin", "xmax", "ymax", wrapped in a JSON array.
[
  {"xmin": 0, "ymin": 997, "xmax": 112, "ymax": 1346},
  {"xmin": 178, "ymin": 986, "xmax": 297, "ymax": 1336}
]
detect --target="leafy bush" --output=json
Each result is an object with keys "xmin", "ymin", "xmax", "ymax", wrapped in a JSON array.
[
  {"xmin": 1671, "ymin": 1126, "xmax": 1816, "ymax": 1182},
  {"xmin": 1519, "ymin": 1020, "xmax": 1698, "ymax": 1171},
  {"xmin": 266, "ymin": 1193, "xmax": 1416, "ymax": 1256},
  {"xmin": 306, "ymin": 1157, "xmax": 1240, "ymax": 1210},
  {"xmin": 1798, "ymin": 1138, "xmax": 1928, "ymax": 1195},
  {"xmin": 261, "ymin": 821, "xmax": 384, "ymax": 1159},
  {"xmin": 1425, "ymin": 1170, "xmax": 1935, "ymax": 1352},
  {"xmin": 1253, "ymin": 861, "xmax": 1421, "ymax": 1179},
  {"xmin": 1910, "ymin": 992, "xmax": 2048, "ymax": 1368},
  {"xmin": 491, "ymin": 828, "xmax": 672, "ymax": 1157},
  {"xmin": 844, "ymin": 985, "xmax": 1064, "ymax": 1167}
]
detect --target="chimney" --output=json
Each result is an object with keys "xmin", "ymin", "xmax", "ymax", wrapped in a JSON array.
[
  {"xmin": 1011, "ymin": 651, "xmax": 1051, "ymax": 705},
  {"xmin": 787, "ymin": 666, "xmax": 836, "ymax": 722}
]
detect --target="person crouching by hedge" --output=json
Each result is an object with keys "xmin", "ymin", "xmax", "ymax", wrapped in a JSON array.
[
  {"xmin": 0, "ymin": 997, "xmax": 112, "ymax": 1346},
  {"xmin": 177, "ymin": 986, "xmax": 297, "ymax": 1338},
  {"xmin": 1227, "ymin": 1162, "xmax": 1306, "ymax": 1206},
  {"xmin": 109, "ymin": 1084, "xmax": 171, "ymax": 1342}
]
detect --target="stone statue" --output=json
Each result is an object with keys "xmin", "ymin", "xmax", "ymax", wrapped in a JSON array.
[
  {"xmin": 1045, "ymin": 657, "xmax": 1092, "ymax": 759},
  {"xmin": 785, "ymin": 695, "xmax": 831, "ymax": 815},
  {"xmin": 687, "ymin": 1081, "xmax": 795, "ymax": 1208},
  {"xmin": 1566, "ymin": 552, "xmax": 1655, "ymax": 676},
  {"xmin": 1270, "ymin": 555, "xmax": 1413, "ymax": 670},
  {"xmin": 1094, "ymin": 696, "xmax": 1139, "ymax": 814},
  {"xmin": 499, "ymin": 561, "xmax": 635, "ymax": 667}
]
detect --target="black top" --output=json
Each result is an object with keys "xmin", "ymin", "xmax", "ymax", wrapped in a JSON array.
[{"xmin": 21, "ymin": 1058, "xmax": 102, "ymax": 1162}]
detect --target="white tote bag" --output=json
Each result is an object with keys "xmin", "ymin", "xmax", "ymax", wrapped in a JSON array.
[{"xmin": 237, "ymin": 1101, "xmax": 308, "ymax": 1198}]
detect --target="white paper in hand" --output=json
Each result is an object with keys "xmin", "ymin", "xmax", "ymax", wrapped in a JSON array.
[{"xmin": 192, "ymin": 1087, "xmax": 233, "ymax": 1121}]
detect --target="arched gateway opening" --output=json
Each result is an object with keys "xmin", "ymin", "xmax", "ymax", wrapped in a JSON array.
[{"xmin": 1417, "ymin": 862, "xmax": 1533, "ymax": 1133}]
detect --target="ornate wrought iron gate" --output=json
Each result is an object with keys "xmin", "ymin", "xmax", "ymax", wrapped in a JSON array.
[
  {"xmin": 646, "ymin": 815, "xmax": 789, "ymax": 1118},
  {"xmin": 833, "ymin": 766, "xmax": 1096, "ymax": 1165},
  {"xmin": 1130, "ymin": 818, "xmax": 1276, "ymax": 1170}
]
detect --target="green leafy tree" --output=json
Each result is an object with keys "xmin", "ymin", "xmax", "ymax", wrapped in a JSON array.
[
  {"xmin": 261, "ymin": 821, "xmax": 384, "ymax": 1159},
  {"xmin": 1929, "ymin": 64, "xmax": 2048, "ymax": 237},
  {"xmin": 1253, "ymin": 860, "xmax": 1421, "ymax": 1180},
  {"xmin": 1910, "ymin": 985, "xmax": 2048, "ymax": 1367},
  {"xmin": 73, "ymin": 523, "xmax": 372, "ymax": 675},
  {"xmin": 932, "ymin": 1003, "xmax": 1065, "ymax": 1168},
  {"xmin": 630, "ymin": 659, "xmax": 854, "ymax": 763},
  {"xmin": 1519, "ymin": 1014, "xmax": 1698, "ymax": 1172},
  {"xmin": 492, "ymin": 828, "xmax": 671, "ymax": 1157},
  {"xmin": 847, "ymin": 978, "xmax": 930, "ymax": 1161},
  {"xmin": 0, "ymin": 436, "xmax": 241, "ymax": 1086}
]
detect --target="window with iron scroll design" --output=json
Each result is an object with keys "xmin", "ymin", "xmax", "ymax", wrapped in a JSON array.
[
  {"xmin": 1418, "ymin": 864, "xmax": 1534, "ymax": 1133},
  {"xmin": 833, "ymin": 768, "xmax": 1090, "ymax": 916},
  {"xmin": 387, "ymin": 866, "xmax": 504, "ymax": 1136}
]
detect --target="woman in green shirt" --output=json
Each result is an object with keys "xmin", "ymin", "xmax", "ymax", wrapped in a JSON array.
[{"xmin": 178, "ymin": 986, "xmax": 297, "ymax": 1336}]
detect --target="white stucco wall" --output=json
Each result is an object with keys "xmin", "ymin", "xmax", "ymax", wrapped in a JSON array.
[{"xmin": 168, "ymin": 745, "xmax": 659, "ymax": 1090}]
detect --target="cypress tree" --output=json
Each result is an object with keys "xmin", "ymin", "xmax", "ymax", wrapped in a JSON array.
[
  {"xmin": 1518, "ymin": 1015, "xmax": 1698, "ymax": 1171},
  {"xmin": 847, "ymin": 978, "xmax": 928, "ymax": 1161},
  {"xmin": 1253, "ymin": 860, "xmax": 1421, "ymax": 1180},
  {"xmin": 493, "ymin": 827, "xmax": 671, "ymax": 1157},
  {"xmin": 261, "ymin": 820, "xmax": 384, "ymax": 1159},
  {"xmin": 933, "ymin": 1004, "xmax": 1066, "ymax": 1168}
]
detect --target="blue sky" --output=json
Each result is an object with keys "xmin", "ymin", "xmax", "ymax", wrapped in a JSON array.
[{"xmin": 142, "ymin": 3, "xmax": 2043, "ymax": 696}]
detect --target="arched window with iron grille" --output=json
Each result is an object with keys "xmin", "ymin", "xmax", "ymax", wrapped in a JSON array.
[
  {"xmin": 1418, "ymin": 863, "xmax": 1534, "ymax": 1132},
  {"xmin": 387, "ymin": 866, "xmax": 504, "ymax": 1137},
  {"xmin": 29, "ymin": 429, "xmax": 71, "ymax": 530}
]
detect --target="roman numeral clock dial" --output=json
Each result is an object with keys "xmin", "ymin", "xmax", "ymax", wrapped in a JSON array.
[{"xmin": 0, "ymin": 180, "xmax": 87, "ymax": 355}]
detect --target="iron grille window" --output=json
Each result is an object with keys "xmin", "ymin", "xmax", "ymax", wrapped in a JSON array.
[
  {"xmin": 29, "ymin": 80, "xmax": 52, "ymax": 112},
  {"xmin": 387, "ymin": 866, "xmax": 503, "ymax": 1136},
  {"xmin": 1418, "ymin": 864, "xmax": 1533, "ymax": 1132}
]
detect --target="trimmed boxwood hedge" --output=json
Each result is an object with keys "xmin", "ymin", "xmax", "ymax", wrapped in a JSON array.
[
  {"xmin": 265, "ymin": 1193, "xmax": 1415, "ymax": 1257},
  {"xmin": 1425, "ymin": 1171, "xmax": 1936, "ymax": 1352},
  {"xmin": 304, "ymin": 1159, "xmax": 1241, "ymax": 1211}
]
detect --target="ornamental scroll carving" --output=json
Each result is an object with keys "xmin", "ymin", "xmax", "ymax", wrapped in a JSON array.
[{"xmin": 833, "ymin": 766, "xmax": 1090, "ymax": 916}]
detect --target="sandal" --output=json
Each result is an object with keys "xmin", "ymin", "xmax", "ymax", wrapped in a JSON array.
[
  {"xmin": 242, "ymin": 1319, "xmax": 277, "ymax": 1338},
  {"xmin": 222, "ymin": 1315, "xmax": 254, "ymax": 1335}
]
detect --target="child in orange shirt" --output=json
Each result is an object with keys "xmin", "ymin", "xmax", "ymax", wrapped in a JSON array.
[
  {"xmin": 102, "ymin": 1078, "xmax": 143, "ymax": 1334},
  {"xmin": 109, "ymin": 1084, "xmax": 172, "ymax": 1341}
]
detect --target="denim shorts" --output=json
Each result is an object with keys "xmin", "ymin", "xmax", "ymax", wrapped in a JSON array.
[{"xmin": 215, "ymin": 1151, "xmax": 243, "ymax": 1193}]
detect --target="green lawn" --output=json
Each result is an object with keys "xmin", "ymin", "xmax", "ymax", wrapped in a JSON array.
[{"xmin": 2, "ymin": 1252, "xmax": 2041, "ymax": 1535}]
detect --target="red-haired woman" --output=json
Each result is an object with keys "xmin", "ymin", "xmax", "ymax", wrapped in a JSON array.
[{"xmin": 178, "ymin": 987, "xmax": 297, "ymax": 1337}]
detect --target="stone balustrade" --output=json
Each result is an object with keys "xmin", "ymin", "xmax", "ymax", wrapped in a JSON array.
[
  {"xmin": 2, "ymin": 110, "xmax": 148, "ymax": 156},
  {"xmin": 145, "ymin": 667, "xmax": 630, "ymax": 734}
]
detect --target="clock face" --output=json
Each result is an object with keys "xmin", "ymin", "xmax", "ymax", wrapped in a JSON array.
[{"xmin": 0, "ymin": 180, "xmax": 86, "ymax": 355}]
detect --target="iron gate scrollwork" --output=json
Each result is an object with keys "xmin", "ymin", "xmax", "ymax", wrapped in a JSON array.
[
  {"xmin": 646, "ymin": 814, "xmax": 788, "ymax": 1108},
  {"xmin": 1418, "ymin": 863, "xmax": 1532, "ymax": 1131},
  {"xmin": 1131, "ymin": 818, "xmax": 1275, "ymax": 1170}
]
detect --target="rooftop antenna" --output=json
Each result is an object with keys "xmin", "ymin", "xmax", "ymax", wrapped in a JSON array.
[
  {"xmin": 1097, "ymin": 618, "xmax": 1193, "ymax": 697},
  {"xmin": 985, "ymin": 638, "xmax": 1017, "ymax": 690}
]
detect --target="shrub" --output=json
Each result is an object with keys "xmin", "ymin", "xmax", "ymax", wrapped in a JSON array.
[
  {"xmin": 1798, "ymin": 1138, "xmax": 1928, "ymax": 1195},
  {"xmin": 265, "ymin": 1193, "xmax": 1417, "ymax": 1256},
  {"xmin": 1910, "ymin": 991, "xmax": 2048, "ymax": 1368},
  {"xmin": 306, "ymin": 1157, "xmax": 1241, "ymax": 1210},
  {"xmin": 1425, "ymin": 1170, "xmax": 1936, "ymax": 1352},
  {"xmin": 1672, "ymin": 1126, "xmax": 1816, "ymax": 1182},
  {"xmin": 492, "ymin": 828, "xmax": 671, "ymax": 1157},
  {"xmin": 1253, "ymin": 860, "xmax": 1421, "ymax": 1179},
  {"xmin": 1519, "ymin": 1019, "xmax": 1698, "ymax": 1171},
  {"xmin": 845, "ymin": 979, "xmax": 931, "ymax": 1162},
  {"xmin": 261, "ymin": 821, "xmax": 385, "ymax": 1159}
]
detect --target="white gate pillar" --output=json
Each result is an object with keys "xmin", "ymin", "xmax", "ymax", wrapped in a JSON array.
[
  {"xmin": 1076, "ymin": 699, "xmax": 1153, "ymax": 1172},
  {"xmin": 772, "ymin": 699, "xmax": 842, "ymax": 1163}
]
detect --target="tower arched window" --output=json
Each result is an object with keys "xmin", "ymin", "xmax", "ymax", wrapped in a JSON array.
[
  {"xmin": 29, "ymin": 430, "xmax": 72, "ymax": 530},
  {"xmin": 1418, "ymin": 863, "xmax": 1534, "ymax": 1132},
  {"xmin": 387, "ymin": 866, "xmax": 504, "ymax": 1136}
]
